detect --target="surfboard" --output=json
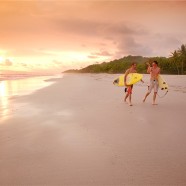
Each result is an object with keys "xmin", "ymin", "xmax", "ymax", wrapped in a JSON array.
[
  {"xmin": 113, "ymin": 73, "xmax": 143, "ymax": 87},
  {"xmin": 158, "ymin": 75, "xmax": 168, "ymax": 91}
]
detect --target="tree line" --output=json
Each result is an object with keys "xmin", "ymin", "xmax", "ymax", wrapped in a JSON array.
[{"xmin": 64, "ymin": 44, "xmax": 186, "ymax": 75}]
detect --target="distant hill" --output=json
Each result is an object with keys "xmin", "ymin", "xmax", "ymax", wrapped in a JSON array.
[
  {"xmin": 63, "ymin": 43, "xmax": 186, "ymax": 75},
  {"xmin": 78, "ymin": 55, "xmax": 150, "ymax": 74},
  {"xmin": 63, "ymin": 55, "xmax": 171, "ymax": 74},
  {"xmin": 63, "ymin": 69, "xmax": 80, "ymax": 73}
]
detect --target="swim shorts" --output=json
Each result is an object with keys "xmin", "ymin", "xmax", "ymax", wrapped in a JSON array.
[
  {"xmin": 125, "ymin": 85, "xmax": 133, "ymax": 94},
  {"xmin": 148, "ymin": 79, "xmax": 159, "ymax": 93}
]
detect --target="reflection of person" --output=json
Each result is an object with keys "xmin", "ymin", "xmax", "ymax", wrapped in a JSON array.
[
  {"xmin": 143, "ymin": 61, "xmax": 160, "ymax": 105},
  {"xmin": 124, "ymin": 63, "xmax": 144, "ymax": 106}
]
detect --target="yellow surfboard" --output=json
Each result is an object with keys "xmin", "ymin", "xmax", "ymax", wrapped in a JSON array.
[
  {"xmin": 158, "ymin": 75, "xmax": 168, "ymax": 91},
  {"xmin": 113, "ymin": 73, "xmax": 143, "ymax": 87}
]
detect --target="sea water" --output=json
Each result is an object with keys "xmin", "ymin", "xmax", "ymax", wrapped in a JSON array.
[
  {"xmin": 0, "ymin": 74, "xmax": 63, "ymax": 120},
  {"xmin": 0, "ymin": 74, "xmax": 63, "ymax": 96}
]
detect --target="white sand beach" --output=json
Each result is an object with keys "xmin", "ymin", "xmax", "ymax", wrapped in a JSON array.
[{"xmin": 0, "ymin": 73, "xmax": 186, "ymax": 185}]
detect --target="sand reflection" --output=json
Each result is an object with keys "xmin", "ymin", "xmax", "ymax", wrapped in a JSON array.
[{"xmin": 0, "ymin": 81, "xmax": 10, "ymax": 119}]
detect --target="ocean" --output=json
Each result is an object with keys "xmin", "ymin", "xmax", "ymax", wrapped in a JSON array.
[
  {"xmin": 0, "ymin": 74, "xmax": 63, "ymax": 97},
  {"xmin": 0, "ymin": 74, "xmax": 63, "ymax": 119}
]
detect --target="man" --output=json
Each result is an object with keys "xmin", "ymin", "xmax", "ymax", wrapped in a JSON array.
[
  {"xmin": 143, "ymin": 61, "xmax": 160, "ymax": 105},
  {"xmin": 124, "ymin": 63, "xmax": 138, "ymax": 106}
]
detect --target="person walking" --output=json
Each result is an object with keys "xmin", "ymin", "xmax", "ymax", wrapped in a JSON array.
[
  {"xmin": 143, "ymin": 61, "xmax": 160, "ymax": 105},
  {"xmin": 124, "ymin": 63, "xmax": 142, "ymax": 106}
]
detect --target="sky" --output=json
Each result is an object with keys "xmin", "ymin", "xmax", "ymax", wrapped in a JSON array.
[{"xmin": 0, "ymin": 0, "xmax": 186, "ymax": 74}]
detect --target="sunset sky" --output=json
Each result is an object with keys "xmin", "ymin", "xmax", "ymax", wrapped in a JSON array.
[{"xmin": 0, "ymin": 0, "xmax": 186, "ymax": 74}]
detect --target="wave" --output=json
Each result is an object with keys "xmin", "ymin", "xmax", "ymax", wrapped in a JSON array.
[{"xmin": 0, "ymin": 73, "xmax": 52, "ymax": 81}]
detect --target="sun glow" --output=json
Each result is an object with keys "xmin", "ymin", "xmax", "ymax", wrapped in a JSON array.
[
  {"xmin": 61, "ymin": 51, "xmax": 89, "ymax": 61},
  {"xmin": 0, "ymin": 49, "xmax": 111, "ymax": 73},
  {"xmin": 0, "ymin": 81, "xmax": 10, "ymax": 120},
  {"xmin": 0, "ymin": 56, "xmax": 5, "ymax": 63}
]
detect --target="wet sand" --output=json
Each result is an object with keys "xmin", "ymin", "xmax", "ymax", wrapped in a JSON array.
[{"xmin": 0, "ymin": 73, "xmax": 186, "ymax": 185}]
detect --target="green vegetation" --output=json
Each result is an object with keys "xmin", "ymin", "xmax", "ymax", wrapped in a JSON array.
[{"xmin": 64, "ymin": 44, "xmax": 186, "ymax": 75}]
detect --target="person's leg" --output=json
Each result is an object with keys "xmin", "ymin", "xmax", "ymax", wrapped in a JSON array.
[
  {"xmin": 124, "ymin": 93, "xmax": 129, "ymax": 102},
  {"xmin": 143, "ymin": 92, "xmax": 150, "ymax": 102},
  {"xmin": 124, "ymin": 86, "xmax": 132, "ymax": 105},
  {"xmin": 152, "ymin": 92, "xmax": 157, "ymax": 105},
  {"xmin": 152, "ymin": 81, "xmax": 159, "ymax": 105},
  {"xmin": 128, "ymin": 86, "xmax": 133, "ymax": 106},
  {"xmin": 124, "ymin": 86, "xmax": 130, "ymax": 102},
  {"xmin": 129, "ymin": 94, "xmax": 132, "ymax": 106},
  {"xmin": 143, "ymin": 80, "xmax": 152, "ymax": 102}
]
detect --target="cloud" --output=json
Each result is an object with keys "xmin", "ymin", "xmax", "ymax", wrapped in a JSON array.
[
  {"xmin": 20, "ymin": 63, "xmax": 28, "ymax": 67},
  {"xmin": 88, "ymin": 55, "xmax": 99, "ymax": 59},
  {"xmin": 8, "ymin": 49, "xmax": 48, "ymax": 57},
  {"xmin": 53, "ymin": 16, "xmax": 147, "ymax": 40},
  {"xmin": 152, "ymin": 33, "xmax": 182, "ymax": 51},
  {"xmin": 0, "ymin": 59, "xmax": 13, "ymax": 66},
  {"xmin": 53, "ymin": 18, "xmax": 104, "ymax": 37},
  {"xmin": 102, "ymin": 34, "xmax": 151, "ymax": 60},
  {"xmin": 53, "ymin": 60, "xmax": 62, "ymax": 65},
  {"xmin": 52, "ymin": 60, "xmax": 71, "ymax": 69},
  {"xmin": 0, "ymin": 1, "xmax": 186, "ymax": 72},
  {"xmin": 88, "ymin": 49, "xmax": 113, "ymax": 59},
  {"xmin": 93, "ymin": 50, "xmax": 112, "ymax": 56}
]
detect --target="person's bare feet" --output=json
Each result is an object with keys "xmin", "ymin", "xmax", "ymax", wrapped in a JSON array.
[{"xmin": 152, "ymin": 103, "xmax": 158, "ymax": 105}]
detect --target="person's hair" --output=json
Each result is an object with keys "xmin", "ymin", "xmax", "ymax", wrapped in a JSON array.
[
  {"xmin": 153, "ymin": 61, "xmax": 158, "ymax": 65},
  {"xmin": 131, "ymin": 62, "xmax": 137, "ymax": 66}
]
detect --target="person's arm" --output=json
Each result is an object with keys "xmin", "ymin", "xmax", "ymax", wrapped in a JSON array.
[
  {"xmin": 141, "ymin": 79, "xmax": 144, "ymax": 83},
  {"xmin": 124, "ymin": 69, "xmax": 129, "ymax": 85},
  {"xmin": 156, "ymin": 67, "xmax": 160, "ymax": 78},
  {"xmin": 146, "ymin": 62, "xmax": 151, "ymax": 73}
]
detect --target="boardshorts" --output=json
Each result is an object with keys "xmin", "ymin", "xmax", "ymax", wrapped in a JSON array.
[
  {"xmin": 148, "ymin": 79, "xmax": 159, "ymax": 93},
  {"xmin": 125, "ymin": 85, "xmax": 133, "ymax": 94}
]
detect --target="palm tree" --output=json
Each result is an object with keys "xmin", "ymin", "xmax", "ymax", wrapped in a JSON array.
[
  {"xmin": 170, "ymin": 50, "xmax": 180, "ymax": 75},
  {"xmin": 178, "ymin": 44, "xmax": 186, "ymax": 74}
]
